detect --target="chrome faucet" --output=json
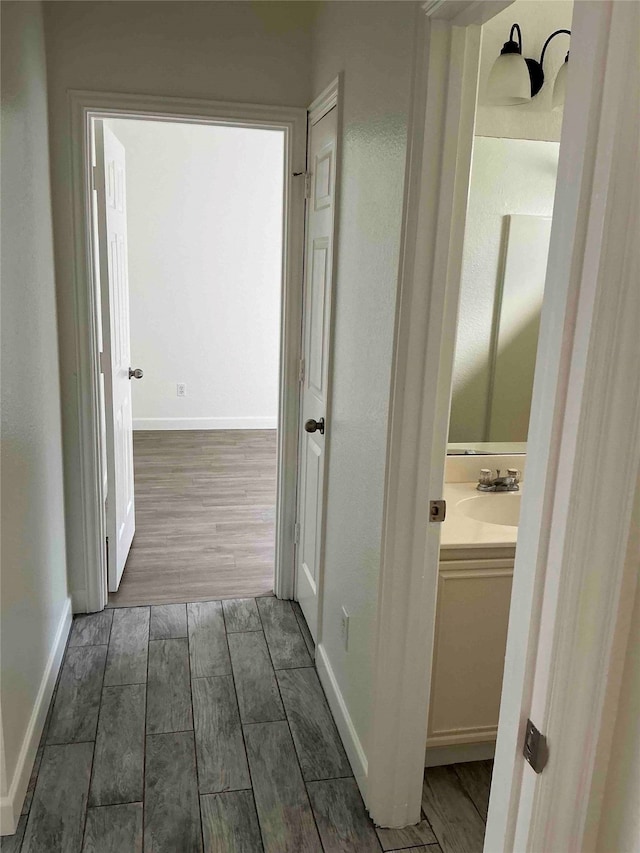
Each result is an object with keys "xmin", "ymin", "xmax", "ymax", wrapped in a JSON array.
[{"xmin": 477, "ymin": 468, "xmax": 521, "ymax": 492}]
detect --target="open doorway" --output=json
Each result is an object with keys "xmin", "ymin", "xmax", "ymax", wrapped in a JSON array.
[{"xmin": 90, "ymin": 115, "xmax": 288, "ymax": 607}]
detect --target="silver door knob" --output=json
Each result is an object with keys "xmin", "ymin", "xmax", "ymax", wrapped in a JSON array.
[
  {"xmin": 129, "ymin": 368, "xmax": 144, "ymax": 379},
  {"xmin": 304, "ymin": 417, "xmax": 325, "ymax": 435}
]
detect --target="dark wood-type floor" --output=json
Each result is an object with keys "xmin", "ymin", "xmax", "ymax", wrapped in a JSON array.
[
  {"xmin": 109, "ymin": 430, "xmax": 277, "ymax": 607},
  {"xmin": 7, "ymin": 597, "xmax": 493, "ymax": 853}
]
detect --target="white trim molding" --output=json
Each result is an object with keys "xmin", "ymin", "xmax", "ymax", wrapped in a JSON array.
[
  {"xmin": 67, "ymin": 90, "xmax": 306, "ymax": 611},
  {"xmin": 367, "ymin": 14, "xmax": 482, "ymax": 828},
  {"xmin": 132, "ymin": 417, "xmax": 278, "ymax": 431},
  {"xmin": 315, "ymin": 643, "xmax": 368, "ymax": 786},
  {"xmin": 0, "ymin": 598, "xmax": 72, "ymax": 835}
]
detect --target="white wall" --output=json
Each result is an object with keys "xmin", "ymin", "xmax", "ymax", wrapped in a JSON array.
[
  {"xmin": 43, "ymin": 0, "xmax": 314, "ymax": 605},
  {"xmin": 310, "ymin": 0, "xmax": 419, "ymax": 777},
  {"xmin": 450, "ymin": 136, "xmax": 559, "ymax": 443},
  {"xmin": 108, "ymin": 119, "xmax": 283, "ymax": 430},
  {"xmin": 0, "ymin": 1, "xmax": 71, "ymax": 833},
  {"xmin": 476, "ymin": 0, "xmax": 574, "ymax": 143}
]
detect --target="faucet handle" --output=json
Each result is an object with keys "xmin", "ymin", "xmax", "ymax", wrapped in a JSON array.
[
  {"xmin": 507, "ymin": 468, "xmax": 521, "ymax": 483},
  {"xmin": 479, "ymin": 468, "xmax": 493, "ymax": 485}
]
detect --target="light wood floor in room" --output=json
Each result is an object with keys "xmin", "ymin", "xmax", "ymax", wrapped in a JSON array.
[{"xmin": 108, "ymin": 430, "xmax": 277, "ymax": 608}]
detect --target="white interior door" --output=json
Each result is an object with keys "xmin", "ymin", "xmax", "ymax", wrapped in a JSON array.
[
  {"xmin": 295, "ymin": 105, "xmax": 338, "ymax": 639},
  {"xmin": 95, "ymin": 120, "xmax": 136, "ymax": 592}
]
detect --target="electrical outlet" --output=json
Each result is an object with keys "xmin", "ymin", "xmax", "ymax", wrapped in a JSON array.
[
  {"xmin": 176, "ymin": 383, "xmax": 187, "ymax": 397},
  {"xmin": 340, "ymin": 606, "xmax": 350, "ymax": 651}
]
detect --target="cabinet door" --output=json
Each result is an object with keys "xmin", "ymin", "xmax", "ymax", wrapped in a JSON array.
[{"xmin": 427, "ymin": 563, "xmax": 513, "ymax": 746}]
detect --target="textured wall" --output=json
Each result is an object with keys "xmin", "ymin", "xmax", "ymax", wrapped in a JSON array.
[
  {"xmin": 1, "ymin": 0, "xmax": 69, "ymax": 807},
  {"xmin": 43, "ymin": 1, "xmax": 314, "ymax": 603},
  {"xmin": 476, "ymin": 0, "xmax": 574, "ymax": 142},
  {"xmin": 310, "ymin": 0, "xmax": 419, "ymax": 759},
  {"xmin": 450, "ymin": 136, "xmax": 559, "ymax": 443},
  {"xmin": 107, "ymin": 118, "xmax": 283, "ymax": 430}
]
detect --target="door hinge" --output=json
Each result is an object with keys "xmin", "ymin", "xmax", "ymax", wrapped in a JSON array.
[
  {"xmin": 98, "ymin": 350, "xmax": 105, "ymax": 374},
  {"xmin": 91, "ymin": 165, "xmax": 103, "ymax": 193},
  {"xmin": 523, "ymin": 718, "xmax": 548, "ymax": 774},
  {"xmin": 298, "ymin": 359, "xmax": 305, "ymax": 383},
  {"xmin": 293, "ymin": 170, "xmax": 312, "ymax": 199},
  {"xmin": 429, "ymin": 499, "xmax": 446, "ymax": 522},
  {"xmin": 294, "ymin": 522, "xmax": 301, "ymax": 545}
]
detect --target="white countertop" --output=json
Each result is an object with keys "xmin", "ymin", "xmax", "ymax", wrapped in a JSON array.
[{"xmin": 441, "ymin": 482, "xmax": 519, "ymax": 550}]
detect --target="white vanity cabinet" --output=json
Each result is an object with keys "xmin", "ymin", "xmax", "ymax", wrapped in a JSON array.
[{"xmin": 426, "ymin": 551, "xmax": 514, "ymax": 752}]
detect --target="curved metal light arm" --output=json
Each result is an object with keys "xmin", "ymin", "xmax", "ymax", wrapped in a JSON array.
[
  {"xmin": 540, "ymin": 29, "xmax": 571, "ymax": 70},
  {"xmin": 509, "ymin": 23, "xmax": 523, "ymax": 51}
]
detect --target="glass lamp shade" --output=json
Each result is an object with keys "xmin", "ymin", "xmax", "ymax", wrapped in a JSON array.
[
  {"xmin": 487, "ymin": 53, "xmax": 532, "ymax": 105},
  {"xmin": 553, "ymin": 60, "xmax": 568, "ymax": 111}
]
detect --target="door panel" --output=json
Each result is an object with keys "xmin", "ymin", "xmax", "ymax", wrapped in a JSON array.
[
  {"xmin": 95, "ymin": 120, "xmax": 136, "ymax": 592},
  {"xmin": 296, "ymin": 106, "xmax": 338, "ymax": 639}
]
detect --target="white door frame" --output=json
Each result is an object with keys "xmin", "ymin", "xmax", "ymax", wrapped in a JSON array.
[
  {"xmin": 368, "ymin": 4, "xmax": 640, "ymax": 851},
  {"xmin": 68, "ymin": 90, "xmax": 306, "ymax": 613}
]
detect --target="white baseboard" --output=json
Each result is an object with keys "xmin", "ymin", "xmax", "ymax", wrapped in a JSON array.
[
  {"xmin": 424, "ymin": 740, "xmax": 496, "ymax": 767},
  {"xmin": 315, "ymin": 643, "xmax": 368, "ymax": 793},
  {"xmin": 0, "ymin": 597, "xmax": 72, "ymax": 836},
  {"xmin": 133, "ymin": 417, "xmax": 277, "ymax": 431}
]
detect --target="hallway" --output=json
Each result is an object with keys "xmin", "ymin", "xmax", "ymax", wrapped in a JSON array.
[{"xmin": 109, "ymin": 431, "xmax": 277, "ymax": 607}]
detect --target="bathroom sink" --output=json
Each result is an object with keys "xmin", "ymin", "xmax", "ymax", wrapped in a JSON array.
[{"xmin": 456, "ymin": 492, "xmax": 521, "ymax": 527}]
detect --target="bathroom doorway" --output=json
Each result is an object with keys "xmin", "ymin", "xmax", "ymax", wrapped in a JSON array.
[{"xmin": 367, "ymin": 0, "xmax": 639, "ymax": 845}]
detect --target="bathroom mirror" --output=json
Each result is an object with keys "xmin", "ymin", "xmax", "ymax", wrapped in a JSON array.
[{"xmin": 447, "ymin": 135, "xmax": 560, "ymax": 455}]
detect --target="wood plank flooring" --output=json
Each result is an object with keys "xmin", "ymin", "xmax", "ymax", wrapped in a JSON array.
[
  {"xmin": 108, "ymin": 430, "xmax": 277, "ymax": 607},
  {"xmin": 13, "ymin": 597, "xmax": 493, "ymax": 853}
]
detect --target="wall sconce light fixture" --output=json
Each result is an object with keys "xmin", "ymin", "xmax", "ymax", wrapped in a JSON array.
[{"xmin": 487, "ymin": 24, "xmax": 571, "ymax": 109}]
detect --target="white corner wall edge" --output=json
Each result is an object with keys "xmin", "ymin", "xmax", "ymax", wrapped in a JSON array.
[
  {"xmin": 315, "ymin": 643, "xmax": 368, "ymax": 792},
  {"xmin": 0, "ymin": 597, "xmax": 72, "ymax": 835},
  {"xmin": 132, "ymin": 417, "xmax": 278, "ymax": 431}
]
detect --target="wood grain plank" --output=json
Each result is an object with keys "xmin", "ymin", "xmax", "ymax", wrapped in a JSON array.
[
  {"xmin": 144, "ymin": 732, "xmax": 203, "ymax": 853},
  {"xmin": 22, "ymin": 742, "xmax": 93, "ymax": 853},
  {"xmin": 69, "ymin": 611, "xmax": 113, "ymax": 647},
  {"xmin": 187, "ymin": 601, "xmax": 231, "ymax": 678},
  {"xmin": 47, "ymin": 645, "xmax": 107, "ymax": 744},
  {"xmin": 306, "ymin": 777, "xmax": 381, "ymax": 852},
  {"xmin": 375, "ymin": 819, "xmax": 437, "ymax": 851},
  {"xmin": 276, "ymin": 668, "xmax": 350, "ymax": 781},
  {"xmin": 109, "ymin": 431, "xmax": 276, "ymax": 607},
  {"xmin": 291, "ymin": 602, "xmax": 315, "ymax": 658},
  {"xmin": 422, "ymin": 766, "xmax": 486, "ymax": 853},
  {"xmin": 149, "ymin": 604, "xmax": 187, "ymax": 639},
  {"xmin": 200, "ymin": 791, "xmax": 263, "ymax": 853},
  {"xmin": 83, "ymin": 803, "xmax": 143, "ymax": 853},
  {"xmin": 244, "ymin": 721, "xmax": 322, "ymax": 853},
  {"xmin": 256, "ymin": 597, "xmax": 311, "ymax": 669},
  {"xmin": 90, "ymin": 684, "xmax": 145, "ymax": 806},
  {"xmin": 146, "ymin": 639, "xmax": 193, "ymax": 734},
  {"xmin": 192, "ymin": 676, "xmax": 250, "ymax": 794},
  {"xmin": 453, "ymin": 761, "xmax": 493, "ymax": 821},
  {"xmin": 222, "ymin": 598, "xmax": 261, "ymax": 633},
  {"xmin": 104, "ymin": 607, "xmax": 150, "ymax": 686},
  {"xmin": 227, "ymin": 632, "xmax": 284, "ymax": 724}
]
